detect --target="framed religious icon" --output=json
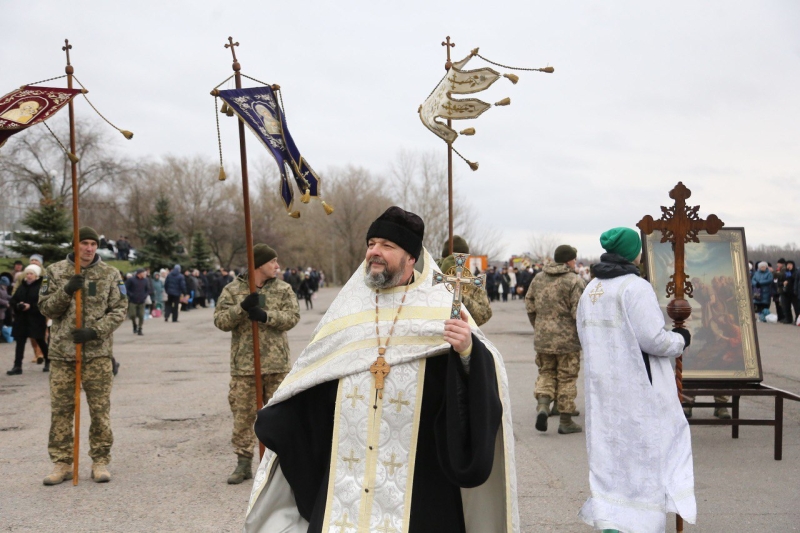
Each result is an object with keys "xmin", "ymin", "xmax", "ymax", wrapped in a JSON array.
[{"xmin": 642, "ymin": 227, "xmax": 762, "ymax": 382}]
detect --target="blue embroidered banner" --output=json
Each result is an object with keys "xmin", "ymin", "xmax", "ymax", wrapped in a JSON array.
[{"xmin": 218, "ymin": 86, "xmax": 323, "ymax": 215}]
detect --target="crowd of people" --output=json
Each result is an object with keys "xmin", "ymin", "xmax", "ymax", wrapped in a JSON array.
[{"xmin": 750, "ymin": 258, "xmax": 800, "ymax": 324}]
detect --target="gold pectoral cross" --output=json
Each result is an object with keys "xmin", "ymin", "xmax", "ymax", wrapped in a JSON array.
[{"xmin": 370, "ymin": 353, "xmax": 390, "ymax": 399}]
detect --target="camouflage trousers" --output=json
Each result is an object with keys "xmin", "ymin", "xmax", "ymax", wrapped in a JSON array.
[
  {"xmin": 534, "ymin": 351, "xmax": 580, "ymax": 414},
  {"xmin": 229, "ymin": 373, "xmax": 287, "ymax": 459},
  {"xmin": 49, "ymin": 358, "xmax": 114, "ymax": 465}
]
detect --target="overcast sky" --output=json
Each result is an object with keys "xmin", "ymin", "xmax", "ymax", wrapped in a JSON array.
[{"xmin": 3, "ymin": 1, "xmax": 799, "ymax": 259}]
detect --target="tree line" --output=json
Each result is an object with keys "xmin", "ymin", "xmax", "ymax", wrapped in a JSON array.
[{"xmin": 0, "ymin": 118, "xmax": 503, "ymax": 284}]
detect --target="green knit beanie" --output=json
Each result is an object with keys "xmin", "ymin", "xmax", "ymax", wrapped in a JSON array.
[
  {"xmin": 600, "ymin": 227, "xmax": 641, "ymax": 262},
  {"xmin": 253, "ymin": 244, "xmax": 277, "ymax": 268},
  {"xmin": 553, "ymin": 245, "xmax": 577, "ymax": 264},
  {"xmin": 78, "ymin": 226, "xmax": 99, "ymax": 244},
  {"xmin": 441, "ymin": 235, "xmax": 469, "ymax": 258}
]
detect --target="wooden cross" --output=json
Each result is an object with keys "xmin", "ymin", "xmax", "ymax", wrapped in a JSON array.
[
  {"xmin": 382, "ymin": 453, "xmax": 403, "ymax": 476},
  {"xmin": 442, "ymin": 35, "xmax": 455, "ymax": 70},
  {"xmin": 370, "ymin": 356, "xmax": 391, "ymax": 399},
  {"xmin": 333, "ymin": 511, "xmax": 355, "ymax": 532},
  {"xmin": 636, "ymin": 181, "xmax": 724, "ymax": 533},
  {"xmin": 346, "ymin": 385, "xmax": 364, "ymax": 408},
  {"xmin": 62, "ymin": 39, "xmax": 72, "ymax": 66},
  {"xmin": 433, "ymin": 253, "xmax": 486, "ymax": 319},
  {"xmin": 388, "ymin": 391, "xmax": 410, "ymax": 413},
  {"xmin": 225, "ymin": 36, "xmax": 239, "ymax": 62},
  {"xmin": 342, "ymin": 449, "xmax": 360, "ymax": 471},
  {"xmin": 377, "ymin": 517, "xmax": 399, "ymax": 533}
]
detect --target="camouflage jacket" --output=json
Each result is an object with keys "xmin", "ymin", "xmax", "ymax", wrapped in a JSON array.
[
  {"xmin": 213, "ymin": 275, "xmax": 300, "ymax": 376},
  {"xmin": 437, "ymin": 255, "xmax": 492, "ymax": 326},
  {"xmin": 38, "ymin": 254, "xmax": 128, "ymax": 361},
  {"xmin": 525, "ymin": 263, "xmax": 585, "ymax": 353}
]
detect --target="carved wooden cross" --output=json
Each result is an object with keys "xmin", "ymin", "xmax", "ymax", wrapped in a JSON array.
[
  {"xmin": 62, "ymin": 39, "xmax": 72, "ymax": 66},
  {"xmin": 433, "ymin": 253, "xmax": 487, "ymax": 319},
  {"xmin": 637, "ymin": 181, "xmax": 724, "ymax": 327},
  {"xmin": 225, "ymin": 36, "xmax": 239, "ymax": 62},
  {"xmin": 637, "ymin": 182, "xmax": 722, "ymax": 533},
  {"xmin": 370, "ymin": 356, "xmax": 391, "ymax": 399}
]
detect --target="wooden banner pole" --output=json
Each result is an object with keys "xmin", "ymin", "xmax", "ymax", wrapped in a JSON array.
[
  {"xmin": 62, "ymin": 38, "xmax": 83, "ymax": 486},
  {"xmin": 443, "ymin": 36, "xmax": 455, "ymax": 256},
  {"xmin": 224, "ymin": 37, "xmax": 265, "ymax": 459}
]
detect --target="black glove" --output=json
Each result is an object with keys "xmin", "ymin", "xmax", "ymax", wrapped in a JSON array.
[
  {"xmin": 71, "ymin": 328, "xmax": 98, "ymax": 344},
  {"xmin": 64, "ymin": 274, "xmax": 85, "ymax": 295},
  {"xmin": 240, "ymin": 292, "xmax": 260, "ymax": 312},
  {"xmin": 672, "ymin": 327, "xmax": 691, "ymax": 349},
  {"xmin": 248, "ymin": 307, "xmax": 268, "ymax": 323}
]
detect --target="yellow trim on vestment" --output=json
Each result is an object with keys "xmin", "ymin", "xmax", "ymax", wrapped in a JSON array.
[
  {"xmin": 281, "ymin": 336, "xmax": 449, "ymax": 390},
  {"xmin": 402, "ymin": 358, "xmax": 427, "ymax": 532},
  {"xmin": 311, "ymin": 306, "xmax": 451, "ymax": 344},
  {"xmin": 322, "ymin": 379, "xmax": 345, "ymax": 530},
  {"xmin": 357, "ymin": 379, "xmax": 383, "ymax": 531}
]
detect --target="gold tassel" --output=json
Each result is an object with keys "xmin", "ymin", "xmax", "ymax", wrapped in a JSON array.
[
  {"xmin": 459, "ymin": 127, "xmax": 476, "ymax": 136},
  {"xmin": 289, "ymin": 211, "xmax": 301, "ymax": 219},
  {"xmin": 300, "ymin": 189, "xmax": 311, "ymax": 204},
  {"xmin": 504, "ymin": 73, "xmax": 519, "ymax": 84},
  {"xmin": 467, "ymin": 160, "xmax": 479, "ymax": 171},
  {"xmin": 120, "ymin": 130, "xmax": 134, "ymax": 140},
  {"xmin": 540, "ymin": 66, "xmax": 555, "ymax": 73},
  {"xmin": 220, "ymin": 102, "xmax": 230, "ymax": 115},
  {"xmin": 218, "ymin": 167, "xmax": 226, "ymax": 181},
  {"xmin": 225, "ymin": 104, "xmax": 234, "ymax": 117},
  {"xmin": 495, "ymin": 97, "xmax": 511, "ymax": 106},
  {"xmin": 68, "ymin": 153, "xmax": 80, "ymax": 164},
  {"xmin": 322, "ymin": 201, "xmax": 334, "ymax": 215}
]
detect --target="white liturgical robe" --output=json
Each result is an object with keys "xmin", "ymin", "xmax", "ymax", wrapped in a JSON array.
[{"xmin": 577, "ymin": 274, "xmax": 696, "ymax": 533}]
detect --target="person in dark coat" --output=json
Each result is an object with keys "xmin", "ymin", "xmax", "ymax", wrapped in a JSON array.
[
  {"xmin": 7, "ymin": 265, "xmax": 49, "ymax": 374},
  {"xmin": 777, "ymin": 260, "xmax": 796, "ymax": 324},
  {"xmin": 297, "ymin": 273, "xmax": 313, "ymax": 310},
  {"xmin": 125, "ymin": 268, "xmax": 151, "ymax": 335},
  {"xmin": 163, "ymin": 265, "xmax": 187, "ymax": 322}
]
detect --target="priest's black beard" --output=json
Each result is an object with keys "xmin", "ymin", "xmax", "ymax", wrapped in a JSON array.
[{"xmin": 365, "ymin": 256, "xmax": 406, "ymax": 289}]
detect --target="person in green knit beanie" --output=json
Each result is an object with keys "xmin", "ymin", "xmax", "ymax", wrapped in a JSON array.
[{"xmin": 599, "ymin": 227, "xmax": 641, "ymax": 262}]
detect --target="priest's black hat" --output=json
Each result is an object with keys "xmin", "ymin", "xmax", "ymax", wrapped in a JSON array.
[{"xmin": 366, "ymin": 206, "xmax": 424, "ymax": 261}]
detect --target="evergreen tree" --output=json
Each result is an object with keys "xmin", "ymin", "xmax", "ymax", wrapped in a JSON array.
[
  {"xmin": 11, "ymin": 191, "xmax": 72, "ymax": 264},
  {"xmin": 136, "ymin": 196, "xmax": 182, "ymax": 271},
  {"xmin": 190, "ymin": 230, "xmax": 213, "ymax": 271}
]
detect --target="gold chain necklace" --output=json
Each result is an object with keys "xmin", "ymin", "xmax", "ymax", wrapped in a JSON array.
[{"xmin": 369, "ymin": 281, "xmax": 410, "ymax": 399}]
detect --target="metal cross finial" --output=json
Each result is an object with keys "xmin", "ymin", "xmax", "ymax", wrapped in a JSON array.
[
  {"xmin": 225, "ymin": 36, "xmax": 239, "ymax": 61},
  {"xmin": 442, "ymin": 35, "xmax": 455, "ymax": 70},
  {"xmin": 62, "ymin": 39, "xmax": 72, "ymax": 66},
  {"xmin": 433, "ymin": 253, "xmax": 486, "ymax": 319}
]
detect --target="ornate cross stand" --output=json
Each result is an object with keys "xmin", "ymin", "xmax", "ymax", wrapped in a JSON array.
[
  {"xmin": 433, "ymin": 253, "xmax": 486, "ymax": 319},
  {"xmin": 637, "ymin": 181, "xmax": 724, "ymax": 532}
]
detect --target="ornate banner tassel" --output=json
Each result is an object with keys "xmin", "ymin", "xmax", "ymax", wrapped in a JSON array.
[
  {"xmin": 218, "ymin": 167, "xmax": 226, "ymax": 181},
  {"xmin": 495, "ymin": 97, "xmax": 511, "ymax": 106},
  {"xmin": 459, "ymin": 127, "xmax": 476, "ymax": 136},
  {"xmin": 300, "ymin": 189, "xmax": 311, "ymax": 204},
  {"xmin": 289, "ymin": 211, "xmax": 301, "ymax": 219},
  {"xmin": 504, "ymin": 73, "xmax": 519, "ymax": 84},
  {"xmin": 120, "ymin": 130, "xmax": 134, "ymax": 140},
  {"xmin": 322, "ymin": 200, "xmax": 334, "ymax": 215}
]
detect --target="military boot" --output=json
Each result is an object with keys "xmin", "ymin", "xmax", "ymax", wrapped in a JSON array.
[
  {"xmin": 714, "ymin": 407, "xmax": 731, "ymax": 420},
  {"xmin": 549, "ymin": 401, "xmax": 580, "ymax": 418},
  {"xmin": 43, "ymin": 463, "xmax": 73, "ymax": 485},
  {"xmin": 227, "ymin": 456, "xmax": 252, "ymax": 485},
  {"xmin": 91, "ymin": 463, "xmax": 111, "ymax": 483},
  {"xmin": 535, "ymin": 396, "xmax": 551, "ymax": 432},
  {"xmin": 558, "ymin": 413, "xmax": 583, "ymax": 434}
]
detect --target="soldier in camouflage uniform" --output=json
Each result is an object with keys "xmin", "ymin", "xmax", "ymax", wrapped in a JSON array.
[
  {"xmin": 438, "ymin": 235, "xmax": 492, "ymax": 327},
  {"xmin": 38, "ymin": 227, "xmax": 128, "ymax": 485},
  {"xmin": 525, "ymin": 244, "xmax": 586, "ymax": 435},
  {"xmin": 213, "ymin": 243, "xmax": 300, "ymax": 484}
]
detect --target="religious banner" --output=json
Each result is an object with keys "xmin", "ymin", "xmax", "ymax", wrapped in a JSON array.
[
  {"xmin": 217, "ymin": 86, "xmax": 330, "ymax": 217},
  {"xmin": 0, "ymin": 86, "xmax": 83, "ymax": 147}
]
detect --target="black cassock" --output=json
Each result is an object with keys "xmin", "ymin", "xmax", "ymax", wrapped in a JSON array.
[{"xmin": 255, "ymin": 334, "xmax": 502, "ymax": 533}]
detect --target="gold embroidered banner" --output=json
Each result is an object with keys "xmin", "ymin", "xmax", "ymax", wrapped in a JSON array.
[{"xmin": 0, "ymin": 86, "xmax": 83, "ymax": 147}]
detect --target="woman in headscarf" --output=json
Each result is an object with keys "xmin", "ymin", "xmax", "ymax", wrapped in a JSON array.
[{"xmin": 7, "ymin": 264, "xmax": 49, "ymax": 374}]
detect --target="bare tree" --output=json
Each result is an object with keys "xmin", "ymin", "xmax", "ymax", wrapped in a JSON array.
[
  {"xmin": 527, "ymin": 232, "xmax": 562, "ymax": 262},
  {"xmin": 0, "ymin": 117, "xmax": 130, "ymax": 204}
]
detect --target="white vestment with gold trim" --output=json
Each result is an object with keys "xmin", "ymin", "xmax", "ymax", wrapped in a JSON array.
[{"xmin": 244, "ymin": 249, "xmax": 519, "ymax": 533}]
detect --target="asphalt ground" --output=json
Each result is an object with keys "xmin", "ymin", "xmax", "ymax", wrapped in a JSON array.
[{"xmin": 1, "ymin": 287, "xmax": 798, "ymax": 532}]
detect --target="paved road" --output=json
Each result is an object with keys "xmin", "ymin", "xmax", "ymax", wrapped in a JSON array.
[{"xmin": 1, "ymin": 288, "xmax": 798, "ymax": 532}]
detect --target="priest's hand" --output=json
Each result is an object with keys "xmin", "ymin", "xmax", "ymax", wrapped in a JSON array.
[{"xmin": 444, "ymin": 309, "xmax": 472, "ymax": 354}]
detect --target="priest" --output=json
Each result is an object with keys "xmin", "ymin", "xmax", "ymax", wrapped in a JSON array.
[{"xmin": 244, "ymin": 207, "xmax": 519, "ymax": 533}]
